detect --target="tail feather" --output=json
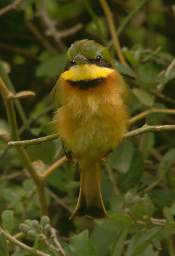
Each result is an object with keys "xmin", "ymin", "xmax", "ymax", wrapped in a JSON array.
[{"xmin": 70, "ymin": 159, "xmax": 107, "ymax": 219}]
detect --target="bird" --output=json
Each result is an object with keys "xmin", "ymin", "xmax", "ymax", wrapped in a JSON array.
[{"xmin": 53, "ymin": 39, "xmax": 128, "ymax": 218}]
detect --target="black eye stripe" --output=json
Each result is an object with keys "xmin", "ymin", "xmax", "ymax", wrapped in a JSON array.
[
  {"xmin": 64, "ymin": 57, "xmax": 111, "ymax": 70},
  {"xmin": 89, "ymin": 58, "xmax": 111, "ymax": 68}
]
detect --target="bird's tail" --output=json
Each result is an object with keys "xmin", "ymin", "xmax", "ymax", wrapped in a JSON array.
[{"xmin": 70, "ymin": 159, "xmax": 107, "ymax": 219}]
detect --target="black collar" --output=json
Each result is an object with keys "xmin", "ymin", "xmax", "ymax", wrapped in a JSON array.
[{"xmin": 68, "ymin": 78, "xmax": 104, "ymax": 90}]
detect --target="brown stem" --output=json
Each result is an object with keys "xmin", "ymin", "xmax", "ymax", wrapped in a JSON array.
[
  {"xmin": 0, "ymin": 0, "xmax": 23, "ymax": 16},
  {"xmin": 41, "ymin": 156, "xmax": 67, "ymax": 180},
  {"xmin": 129, "ymin": 108, "xmax": 175, "ymax": 125},
  {"xmin": 99, "ymin": 0, "xmax": 127, "ymax": 65},
  {"xmin": 8, "ymin": 133, "xmax": 58, "ymax": 146},
  {"xmin": 27, "ymin": 21, "xmax": 57, "ymax": 52},
  {"xmin": 8, "ymin": 122, "xmax": 175, "ymax": 147},
  {"xmin": 0, "ymin": 226, "xmax": 49, "ymax": 256},
  {"xmin": 125, "ymin": 124, "xmax": 175, "ymax": 138},
  {"xmin": 0, "ymin": 78, "xmax": 48, "ymax": 216},
  {"xmin": 38, "ymin": 0, "xmax": 66, "ymax": 51}
]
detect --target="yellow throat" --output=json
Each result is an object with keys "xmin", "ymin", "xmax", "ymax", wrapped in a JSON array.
[{"xmin": 60, "ymin": 64, "xmax": 113, "ymax": 82}]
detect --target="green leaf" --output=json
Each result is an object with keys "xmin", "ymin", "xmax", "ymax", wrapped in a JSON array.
[
  {"xmin": 91, "ymin": 220, "xmax": 118, "ymax": 256},
  {"xmin": 1, "ymin": 210, "xmax": 15, "ymax": 233},
  {"xmin": 109, "ymin": 212, "xmax": 133, "ymax": 229},
  {"xmin": 122, "ymin": 48, "xmax": 138, "ymax": 67},
  {"xmin": 86, "ymin": 17, "xmax": 107, "ymax": 42},
  {"xmin": 158, "ymin": 148, "xmax": 175, "ymax": 172},
  {"xmin": 91, "ymin": 213, "xmax": 132, "ymax": 256},
  {"xmin": 112, "ymin": 229, "xmax": 129, "ymax": 256},
  {"xmin": 126, "ymin": 227, "xmax": 161, "ymax": 256},
  {"xmin": 27, "ymin": 141, "xmax": 56, "ymax": 164},
  {"xmin": 136, "ymin": 62, "xmax": 159, "ymax": 89},
  {"xmin": 36, "ymin": 52, "xmax": 66, "ymax": 78},
  {"xmin": 114, "ymin": 61, "xmax": 136, "ymax": 78},
  {"xmin": 150, "ymin": 189, "xmax": 175, "ymax": 210},
  {"xmin": 34, "ymin": 238, "xmax": 58, "ymax": 256},
  {"xmin": 117, "ymin": 148, "xmax": 144, "ymax": 191},
  {"xmin": 70, "ymin": 230, "xmax": 96, "ymax": 256},
  {"xmin": 108, "ymin": 140, "xmax": 134, "ymax": 173},
  {"xmin": 140, "ymin": 133, "xmax": 155, "ymax": 159},
  {"xmin": 132, "ymin": 88, "xmax": 154, "ymax": 107},
  {"xmin": 0, "ymin": 233, "xmax": 9, "ymax": 256},
  {"xmin": 129, "ymin": 195, "xmax": 155, "ymax": 220},
  {"xmin": 46, "ymin": 1, "xmax": 83, "ymax": 22}
]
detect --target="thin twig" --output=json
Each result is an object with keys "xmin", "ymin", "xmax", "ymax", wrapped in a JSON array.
[
  {"xmin": 167, "ymin": 237, "xmax": 175, "ymax": 256},
  {"xmin": 125, "ymin": 124, "xmax": 175, "ymax": 138},
  {"xmin": 41, "ymin": 156, "xmax": 67, "ymax": 180},
  {"xmin": 0, "ymin": 65, "xmax": 30, "ymax": 130},
  {"xmin": 152, "ymin": 90, "xmax": 175, "ymax": 105},
  {"xmin": 27, "ymin": 21, "xmax": 57, "ymax": 52},
  {"xmin": 0, "ymin": 0, "xmax": 23, "ymax": 16},
  {"xmin": 165, "ymin": 58, "xmax": 175, "ymax": 77},
  {"xmin": 47, "ymin": 189, "xmax": 71, "ymax": 212},
  {"xmin": 50, "ymin": 228, "xmax": 66, "ymax": 256},
  {"xmin": 8, "ymin": 123, "xmax": 175, "ymax": 147},
  {"xmin": 151, "ymin": 217, "xmax": 166, "ymax": 226},
  {"xmin": 0, "ymin": 77, "xmax": 12, "ymax": 98},
  {"xmin": 0, "ymin": 43, "xmax": 37, "ymax": 60},
  {"xmin": 8, "ymin": 133, "xmax": 58, "ymax": 146},
  {"xmin": 0, "ymin": 172, "xmax": 24, "ymax": 181},
  {"xmin": 144, "ymin": 178, "xmax": 162, "ymax": 193},
  {"xmin": 19, "ymin": 105, "xmax": 53, "ymax": 134},
  {"xmin": 99, "ymin": 0, "xmax": 127, "ymax": 65},
  {"xmin": 38, "ymin": 4, "xmax": 82, "ymax": 50},
  {"xmin": 129, "ymin": 108, "xmax": 175, "ymax": 125},
  {"xmin": 58, "ymin": 24, "xmax": 83, "ymax": 38},
  {"xmin": 38, "ymin": 0, "xmax": 66, "ymax": 51},
  {"xmin": 0, "ymin": 78, "xmax": 48, "ymax": 216},
  {"xmin": 0, "ymin": 226, "xmax": 50, "ymax": 256}
]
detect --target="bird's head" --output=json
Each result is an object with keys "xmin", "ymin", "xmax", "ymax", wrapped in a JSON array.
[{"xmin": 60, "ymin": 39, "xmax": 114, "ymax": 85}]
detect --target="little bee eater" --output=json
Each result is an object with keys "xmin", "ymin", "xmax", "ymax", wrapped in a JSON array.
[{"xmin": 54, "ymin": 39, "xmax": 128, "ymax": 218}]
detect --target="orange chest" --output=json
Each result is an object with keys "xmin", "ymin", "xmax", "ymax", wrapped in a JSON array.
[{"xmin": 55, "ymin": 73, "xmax": 128, "ymax": 157}]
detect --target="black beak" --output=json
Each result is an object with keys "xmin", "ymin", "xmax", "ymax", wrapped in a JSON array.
[{"xmin": 73, "ymin": 54, "xmax": 88, "ymax": 65}]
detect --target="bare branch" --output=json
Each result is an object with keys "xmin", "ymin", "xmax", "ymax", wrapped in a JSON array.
[
  {"xmin": 0, "ymin": 43, "xmax": 37, "ymax": 60},
  {"xmin": 0, "ymin": 78, "xmax": 48, "ymax": 216},
  {"xmin": 8, "ymin": 122, "xmax": 175, "ymax": 148},
  {"xmin": 125, "ymin": 124, "xmax": 175, "ymax": 138},
  {"xmin": 50, "ymin": 228, "xmax": 67, "ymax": 256},
  {"xmin": 129, "ymin": 108, "xmax": 175, "ymax": 125},
  {"xmin": 99, "ymin": 0, "xmax": 127, "ymax": 65},
  {"xmin": 47, "ymin": 188, "xmax": 71, "ymax": 212},
  {"xmin": 38, "ymin": 0, "xmax": 66, "ymax": 51},
  {"xmin": 58, "ymin": 23, "xmax": 83, "ymax": 38},
  {"xmin": 41, "ymin": 156, "xmax": 67, "ymax": 180},
  {"xmin": 0, "ymin": 0, "xmax": 23, "ymax": 17},
  {"xmin": 8, "ymin": 133, "xmax": 58, "ymax": 146},
  {"xmin": 0, "ymin": 226, "xmax": 50, "ymax": 256},
  {"xmin": 27, "ymin": 21, "xmax": 57, "ymax": 52}
]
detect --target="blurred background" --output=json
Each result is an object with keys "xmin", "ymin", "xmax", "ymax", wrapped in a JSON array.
[{"xmin": 0, "ymin": 0, "xmax": 175, "ymax": 255}]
